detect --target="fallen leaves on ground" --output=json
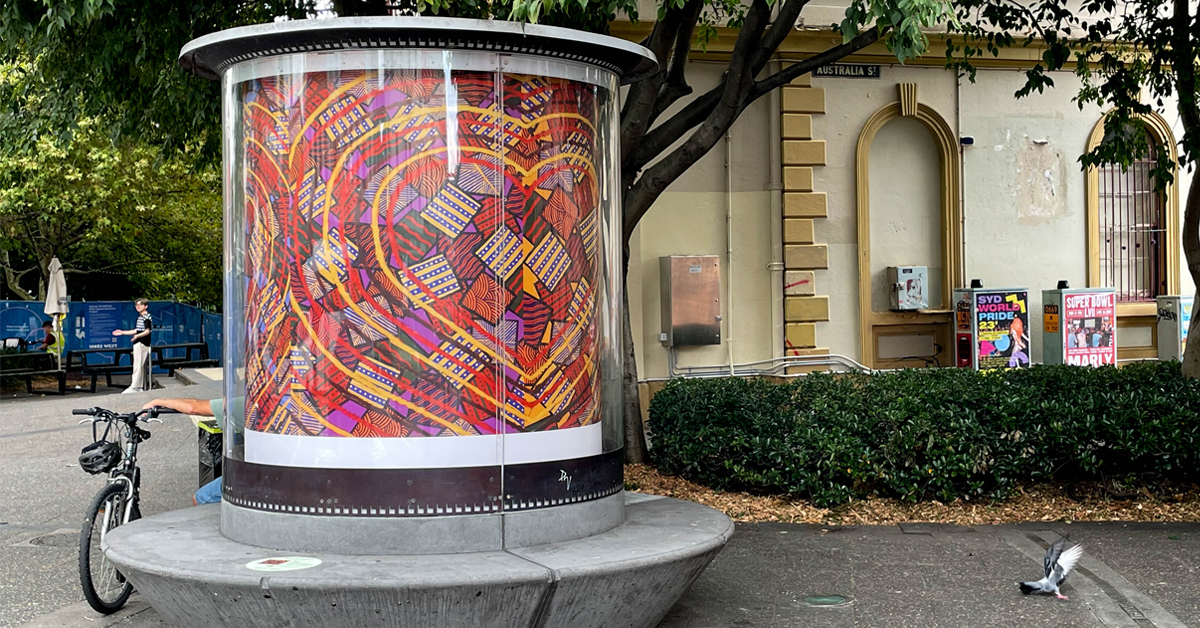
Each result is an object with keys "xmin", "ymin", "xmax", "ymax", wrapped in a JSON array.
[{"xmin": 625, "ymin": 464, "xmax": 1200, "ymax": 525}]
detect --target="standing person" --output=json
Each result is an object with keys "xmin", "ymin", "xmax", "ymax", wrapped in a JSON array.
[{"xmin": 113, "ymin": 298, "xmax": 153, "ymax": 393}]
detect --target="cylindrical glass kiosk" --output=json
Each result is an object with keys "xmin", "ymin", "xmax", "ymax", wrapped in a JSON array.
[{"xmin": 180, "ymin": 18, "xmax": 654, "ymax": 554}]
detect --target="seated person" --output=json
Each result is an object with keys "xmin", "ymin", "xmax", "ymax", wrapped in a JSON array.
[
  {"xmin": 144, "ymin": 395, "xmax": 244, "ymax": 505},
  {"xmin": 36, "ymin": 321, "xmax": 56, "ymax": 352}
]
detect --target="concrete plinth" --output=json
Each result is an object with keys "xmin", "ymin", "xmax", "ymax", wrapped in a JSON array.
[{"xmin": 103, "ymin": 493, "xmax": 732, "ymax": 628}]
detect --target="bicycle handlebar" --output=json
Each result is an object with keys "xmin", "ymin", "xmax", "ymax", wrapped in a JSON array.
[{"xmin": 72, "ymin": 406, "xmax": 181, "ymax": 421}]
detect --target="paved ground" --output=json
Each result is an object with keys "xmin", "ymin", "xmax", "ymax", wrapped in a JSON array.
[
  {"xmin": 3, "ymin": 379, "xmax": 1199, "ymax": 627},
  {"xmin": 0, "ymin": 377, "xmax": 215, "ymax": 628},
  {"xmin": 662, "ymin": 521, "xmax": 1198, "ymax": 627}
]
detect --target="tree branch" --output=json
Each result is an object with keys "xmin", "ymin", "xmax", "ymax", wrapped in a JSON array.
[
  {"xmin": 625, "ymin": 87, "xmax": 721, "ymax": 177},
  {"xmin": 63, "ymin": 258, "xmax": 168, "ymax": 275},
  {"xmin": 623, "ymin": 0, "xmax": 773, "ymax": 240},
  {"xmin": 1172, "ymin": 0, "xmax": 1199, "ymax": 133},
  {"xmin": 620, "ymin": 4, "xmax": 694, "ymax": 161},
  {"xmin": 747, "ymin": 0, "xmax": 812, "ymax": 73},
  {"xmin": 625, "ymin": 24, "xmax": 887, "ymax": 180},
  {"xmin": 1, "ymin": 249, "xmax": 37, "ymax": 301},
  {"xmin": 749, "ymin": 25, "xmax": 888, "ymax": 98},
  {"xmin": 649, "ymin": 0, "xmax": 705, "ymax": 121}
]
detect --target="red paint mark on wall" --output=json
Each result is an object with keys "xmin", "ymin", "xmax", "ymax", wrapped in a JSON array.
[{"xmin": 784, "ymin": 278, "xmax": 811, "ymax": 290}]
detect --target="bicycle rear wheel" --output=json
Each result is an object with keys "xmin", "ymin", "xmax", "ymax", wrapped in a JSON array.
[{"xmin": 79, "ymin": 482, "xmax": 139, "ymax": 613}]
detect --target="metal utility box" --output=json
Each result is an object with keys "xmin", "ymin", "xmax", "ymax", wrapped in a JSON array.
[
  {"xmin": 660, "ymin": 256, "xmax": 721, "ymax": 346},
  {"xmin": 1157, "ymin": 295, "xmax": 1194, "ymax": 361},
  {"xmin": 953, "ymin": 286, "xmax": 1031, "ymax": 369},
  {"xmin": 1042, "ymin": 288, "xmax": 1116, "ymax": 367},
  {"xmin": 888, "ymin": 266, "xmax": 928, "ymax": 311}
]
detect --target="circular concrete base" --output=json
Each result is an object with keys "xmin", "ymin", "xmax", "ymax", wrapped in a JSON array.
[{"xmin": 103, "ymin": 493, "xmax": 732, "ymax": 628}]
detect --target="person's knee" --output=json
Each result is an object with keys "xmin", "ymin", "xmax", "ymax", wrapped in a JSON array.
[{"xmin": 194, "ymin": 478, "xmax": 222, "ymax": 505}]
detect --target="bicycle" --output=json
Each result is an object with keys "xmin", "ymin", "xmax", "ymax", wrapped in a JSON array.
[{"xmin": 74, "ymin": 405, "xmax": 177, "ymax": 614}]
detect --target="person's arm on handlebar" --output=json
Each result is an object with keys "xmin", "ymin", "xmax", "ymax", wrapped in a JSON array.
[{"xmin": 143, "ymin": 398, "xmax": 213, "ymax": 417}]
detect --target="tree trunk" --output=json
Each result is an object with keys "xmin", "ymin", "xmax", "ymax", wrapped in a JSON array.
[
  {"xmin": 1183, "ymin": 290, "xmax": 1200, "ymax": 379},
  {"xmin": 622, "ymin": 270, "xmax": 649, "ymax": 463},
  {"xmin": 1180, "ymin": 167, "xmax": 1200, "ymax": 379},
  {"xmin": 620, "ymin": 238, "xmax": 649, "ymax": 464}
]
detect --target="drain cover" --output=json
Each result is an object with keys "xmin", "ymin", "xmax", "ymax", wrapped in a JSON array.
[
  {"xmin": 27, "ymin": 532, "xmax": 78, "ymax": 548},
  {"xmin": 804, "ymin": 595, "xmax": 850, "ymax": 607}
]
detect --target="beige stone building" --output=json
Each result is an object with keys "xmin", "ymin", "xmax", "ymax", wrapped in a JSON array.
[{"xmin": 613, "ymin": 7, "xmax": 1196, "ymax": 385}]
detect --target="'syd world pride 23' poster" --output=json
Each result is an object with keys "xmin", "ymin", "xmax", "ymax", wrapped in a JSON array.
[{"xmin": 976, "ymin": 290, "xmax": 1029, "ymax": 369}]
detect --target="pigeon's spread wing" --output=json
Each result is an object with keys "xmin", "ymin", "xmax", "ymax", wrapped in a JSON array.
[
  {"xmin": 1052, "ymin": 544, "xmax": 1084, "ymax": 584},
  {"xmin": 1043, "ymin": 538, "xmax": 1066, "ymax": 578}
]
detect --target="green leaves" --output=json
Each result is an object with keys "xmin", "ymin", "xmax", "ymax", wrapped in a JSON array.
[
  {"xmin": 0, "ymin": 114, "xmax": 222, "ymax": 306},
  {"xmin": 648, "ymin": 363, "xmax": 1200, "ymax": 507},
  {"xmin": 839, "ymin": 0, "xmax": 957, "ymax": 64},
  {"xmin": 949, "ymin": 0, "xmax": 1200, "ymax": 183}
]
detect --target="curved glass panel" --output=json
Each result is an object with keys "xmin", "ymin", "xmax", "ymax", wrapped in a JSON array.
[{"xmin": 220, "ymin": 49, "xmax": 622, "ymax": 515}]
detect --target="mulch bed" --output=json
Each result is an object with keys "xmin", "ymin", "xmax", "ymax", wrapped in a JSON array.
[{"xmin": 625, "ymin": 464, "xmax": 1200, "ymax": 525}]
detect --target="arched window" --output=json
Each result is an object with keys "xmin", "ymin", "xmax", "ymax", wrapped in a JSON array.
[
  {"xmin": 1096, "ymin": 136, "xmax": 1168, "ymax": 302},
  {"xmin": 1085, "ymin": 113, "xmax": 1180, "ymax": 363},
  {"xmin": 1086, "ymin": 113, "xmax": 1180, "ymax": 301}
]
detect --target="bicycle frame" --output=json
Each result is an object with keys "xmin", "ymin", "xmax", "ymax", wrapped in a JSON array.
[
  {"xmin": 78, "ymin": 407, "xmax": 162, "ymax": 526},
  {"xmin": 75, "ymin": 404, "xmax": 175, "ymax": 616},
  {"xmin": 108, "ymin": 421, "xmax": 146, "ymax": 525}
]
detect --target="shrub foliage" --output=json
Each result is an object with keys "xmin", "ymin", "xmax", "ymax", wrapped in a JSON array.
[{"xmin": 648, "ymin": 363, "xmax": 1200, "ymax": 506}]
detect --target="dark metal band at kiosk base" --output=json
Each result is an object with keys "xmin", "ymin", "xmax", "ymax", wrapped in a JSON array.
[{"xmin": 222, "ymin": 449, "xmax": 623, "ymax": 517}]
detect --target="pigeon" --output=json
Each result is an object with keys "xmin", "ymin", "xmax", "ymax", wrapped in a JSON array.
[{"xmin": 1018, "ymin": 537, "xmax": 1083, "ymax": 600}]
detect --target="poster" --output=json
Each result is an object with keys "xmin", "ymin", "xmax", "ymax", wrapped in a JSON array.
[
  {"xmin": 975, "ymin": 290, "xmax": 1029, "ymax": 369},
  {"xmin": 1183, "ymin": 296, "xmax": 1194, "ymax": 354},
  {"xmin": 83, "ymin": 303, "xmax": 121, "ymax": 350},
  {"xmin": 955, "ymin": 296, "xmax": 972, "ymax": 331},
  {"xmin": 1063, "ymin": 292, "xmax": 1116, "ymax": 367},
  {"xmin": 0, "ymin": 304, "xmax": 43, "ymax": 342},
  {"xmin": 954, "ymin": 293, "xmax": 973, "ymax": 367},
  {"xmin": 232, "ymin": 66, "xmax": 610, "ymax": 471}
]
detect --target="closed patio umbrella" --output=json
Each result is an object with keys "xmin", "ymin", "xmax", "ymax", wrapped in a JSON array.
[{"xmin": 43, "ymin": 257, "xmax": 68, "ymax": 366}]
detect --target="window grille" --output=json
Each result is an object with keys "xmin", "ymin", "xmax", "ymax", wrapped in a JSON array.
[{"xmin": 1098, "ymin": 139, "xmax": 1167, "ymax": 302}]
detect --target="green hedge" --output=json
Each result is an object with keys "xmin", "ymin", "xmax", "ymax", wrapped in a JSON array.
[{"xmin": 648, "ymin": 362, "xmax": 1200, "ymax": 506}]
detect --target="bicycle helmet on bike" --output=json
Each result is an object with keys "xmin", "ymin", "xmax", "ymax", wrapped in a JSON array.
[{"xmin": 79, "ymin": 440, "xmax": 121, "ymax": 474}]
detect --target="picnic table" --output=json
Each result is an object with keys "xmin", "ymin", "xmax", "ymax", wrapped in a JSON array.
[
  {"xmin": 0, "ymin": 350, "xmax": 66, "ymax": 395},
  {"xmin": 65, "ymin": 347, "xmax": 135, "ymax": 392},
  {"xmin": 65, "ymin": 342, "xmax": 217, "ymax": 391},
  {"xmin": 153, "ymin": 342, "xmax": 219, "ymax": 374}
]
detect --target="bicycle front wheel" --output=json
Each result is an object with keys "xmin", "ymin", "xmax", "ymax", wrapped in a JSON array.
[{"xmin": 79, "ymin": 482, "xmax": 139, "ymax": 613}]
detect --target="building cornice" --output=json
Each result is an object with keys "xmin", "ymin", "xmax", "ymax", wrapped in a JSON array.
[{"xmin": 608, "ymin": 22, "xmax": 1051, "ymax": 69}]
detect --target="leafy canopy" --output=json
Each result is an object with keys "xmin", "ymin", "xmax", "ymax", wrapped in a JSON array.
[
  {"xmin": 0, "ymin": 97, "xmax": 221, "ymax": 305},
  {"xmin": 949, "ymin": 0, "xmax": 1200, "ymax": 185}
]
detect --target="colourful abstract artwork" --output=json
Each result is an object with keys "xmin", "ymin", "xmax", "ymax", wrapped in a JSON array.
[{"xmin": 239, "ymin": 69, "xmax": 603, "ymax": 438}]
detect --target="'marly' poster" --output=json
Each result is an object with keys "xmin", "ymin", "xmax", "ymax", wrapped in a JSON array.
[
  {"xmin": 975, "ymin": 290, "xmax": 1029, "ymax": 369},
  {"xmin": 1064, "ymin": 292, "xmax": 1116, "ymax": 367}
]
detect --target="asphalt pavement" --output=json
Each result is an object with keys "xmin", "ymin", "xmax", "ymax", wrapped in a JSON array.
[
  {"xmin": 3, "ymin": 378, "xmax": 1200, "ymax": 628},
  {"xmin": 0, "ymin": 376, "xmax": 216, "ymax": 628}
]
